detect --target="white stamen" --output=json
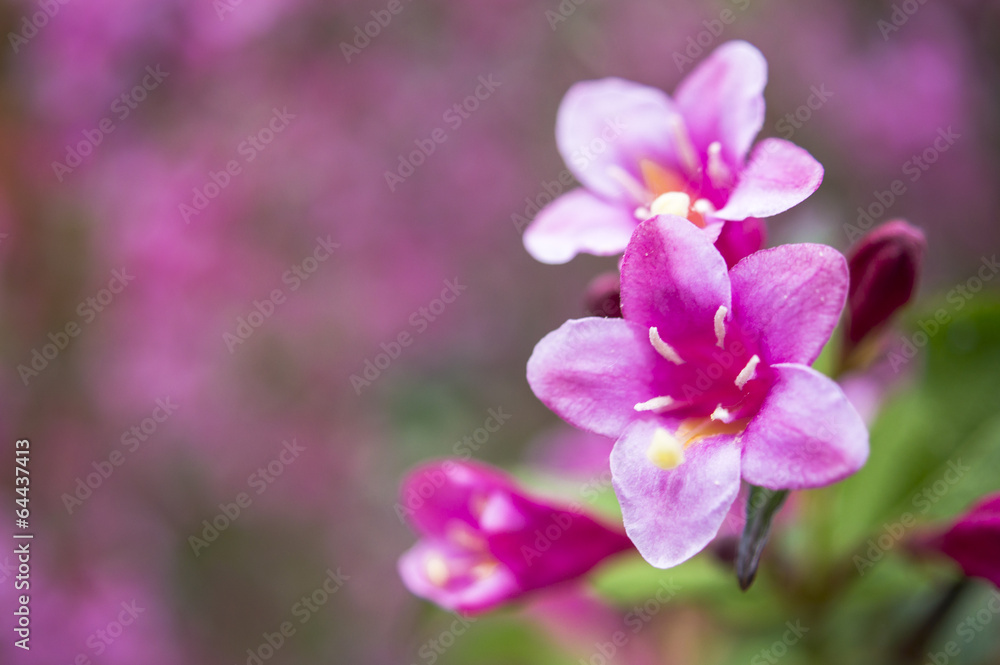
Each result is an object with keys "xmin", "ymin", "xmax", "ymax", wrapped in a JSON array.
[
  {"xmin": 670, "ymin": 115, "xmax": 700, "ymax": 175},
  {"xmin": 714, "ymin": 306, "xmax": 727, "ymax": 349},
  {"xmin": 692, "ymin": 198, "xmax": 716, "ymax": 216},
  {"xmin": 607, "ymin": 165, "xmax": 652, "ymax": 204},
  {"xmin": 649, "ymin": 327, "xmax": 684, "ymax": 365},
  {"xmin": 634, "ymin": 396, "xmax": 678, "ymax": 413},
  {"xmin": 706, "ymin": 141, "xmax": 732, "ymax": 187},
  {"xmin": 634, "ymin": 206, "xmax": 652, "ymax": 220},
  {"xmin": 646, "ymin": 427, "xmax": 685, "ymax": 470},
  {"xmin": 650, "ymin": 191, "xmax": 691, "ymax": 218},
  {"xmin": 710, "ymin": 404, "xmax": 734, "ymax": 423},
  {"xmin": 425, "ymin": 554, "xmax": 450, "ymax": 587},
  {"xmin": 734, "ymin": 354, "xmax": 761, "ymax": 389}
]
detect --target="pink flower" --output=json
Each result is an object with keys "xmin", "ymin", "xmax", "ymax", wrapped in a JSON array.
[
  {"xmin": 523, "ymin": 41, "xmax": 823, "ymax": 267},
  {"xmin": 397, "ymin": 460, "xmax": 632, "ymax": 614},
  {"xmin": 527, "ymin": 216, "xmax": 868, "ymax": 568}
]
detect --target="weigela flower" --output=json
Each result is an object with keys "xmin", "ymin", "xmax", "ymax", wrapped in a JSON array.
[
  {"xmin": 524, "ymin": 41, "xmax": 823, "ymax": 267},
  {"xmin": 527, "ymin": 216, "xmax": 868, "ymax": 568},
  {"xmin": 933, "ymin": 493, "xmax": 1000, "ymax": 588},
  {"xmin": 398, "ymin": 460, "xmax": 632, "ymax": 613}
]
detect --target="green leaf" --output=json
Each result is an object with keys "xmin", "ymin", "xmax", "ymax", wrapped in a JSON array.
[{"xmin": 737, "ymin": 486, "xmax": 789, "ymax": 590}]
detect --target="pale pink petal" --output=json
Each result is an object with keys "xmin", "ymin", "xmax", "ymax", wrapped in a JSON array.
[
  {"xmin": 524, "ymin": 189, "xmax": 638, "ymax": 264},
  {"xmin": 675, "ymin": 40, "xmax": 767, "ymax": 166},
  {"xmin": 714, "ymin": 139, "xmax": 823, "ymax": 221},
  {"xmin": 741, "ymin": 364, "xmax": 869, "ymax": 490},
  {"xmin": 611, "ymin": 419, "xmax": 742, "ymax": 568},
  {"xmin": 729, "ymin": 243, "xmax": 848, "ymax": 365},
  {"xmin": 619, "ymin": 215, "xmax": 731, "ymax": 346},
  {"xmin": 556, "ymin": 78, "xmax": 678, "ymax": 202},
  {"xmin": 527, "ymin": 318, "xmax": 668, "ymax": 438}
]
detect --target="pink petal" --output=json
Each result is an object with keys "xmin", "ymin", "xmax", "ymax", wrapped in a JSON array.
[
  {"xmin": 741, "ymin": 364, "xmax": 869, "ymax": 490},
  {"xmin": 713, "ymin": 218, "xmax": 767, "ymax": 269},
  {"xmin": 527, "ymin": 318, "xmax": 666, "ymax": 438},
  {"xmin": 675, "ymin": 40, "xmax": 767, "ymax": 166},
  {"xmin": 556, "ymin": 78, "xmax": 678, "ymax": 202},
  {"xmin": 620, "ymin": 215, "xmax": 731, "ymax": 347},
  {"xmin": 398, "ymin": 540, "xmax": 521, "ymax": 614},
  {"xmin": 399, "ymin": 461, "xmax": 515, "ymax": 539},
  {"xmin": 729, "ymin": 243, "xmax": 848, "ymax": 366},
  {"xmin": 611, "ymin": 419, "xmax": 742, "ymax": 568},
  {"xmin": 524, "ymin": 189, "xmax": 638, "ymax": 264},
  {"xmin": 714, "ymin": 138, "xmax": 824, "ymax": 221},
  {"xmin": 489, "ymin": 493, "xmax": 633, "ymax": 592}
]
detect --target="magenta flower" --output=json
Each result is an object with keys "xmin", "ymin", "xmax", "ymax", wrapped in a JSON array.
[
  {"xmin": 398, "ymin": 460, "xmax": 633, "ymax": 613},
  {"xmin": 527, "ymin": 216, "xmax": 868, "ymax": 568},
  {"xmin": 523, "ymin": 41, "xmax": 823, "ymax": 266},
  {"xmin": 934, "ymin": 493, "xmax": 1000, "ymax": 588}
]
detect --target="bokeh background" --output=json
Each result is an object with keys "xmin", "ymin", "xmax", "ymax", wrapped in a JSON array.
[{"xmin": 1, "ymin": 0, "xmax": 999, "ymax": 663}]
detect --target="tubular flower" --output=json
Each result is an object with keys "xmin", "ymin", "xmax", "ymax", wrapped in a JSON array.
[
  {"xmin": 524, "ymin": 41, "xmax": 823, "ymax": 267},
  {"xmin": 398, "ymin": 460, "xmax": 633, "ymax": 613},
  {"xmin": 527, "ymin": 216, "xmax": 868, "ymax": 568}
]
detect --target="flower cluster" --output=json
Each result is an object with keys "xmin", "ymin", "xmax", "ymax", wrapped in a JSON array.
[{"xmin": 398, "ymin": 40, "xmax": 988, "ymax": 616}]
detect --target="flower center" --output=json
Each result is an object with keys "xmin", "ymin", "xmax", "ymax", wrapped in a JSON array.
[
  {"xmin": 635, "ymin": 159, "xmax": 711, "ymax": 228},
  {"xmin": 645, "ymin": 416, "xmax": 750, "ymax": 471},
  {"xmin": 423, "ymin": 521, "xmax": 499, "ymax": 587}
]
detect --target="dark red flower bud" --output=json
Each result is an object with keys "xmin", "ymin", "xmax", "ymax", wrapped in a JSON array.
[
  {"xmin": 583, "ymin": 272, "xmax": 621, "ymax": 318},
  {"xmin": 931, "ymin": 493, "xmax": 1000, "ymax": 588},
  {"xmin": 846, "ymin": 220, "xmax": 926, "ymax": 348}
]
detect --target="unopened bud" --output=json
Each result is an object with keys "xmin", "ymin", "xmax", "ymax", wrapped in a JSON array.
[
  {"xmin": 583, "ymin": 272, "xmax": 621, "ymax": 318},
  {"xmin": 846, "ymin": 220, "xmax": 926, "ymax": 348}
]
